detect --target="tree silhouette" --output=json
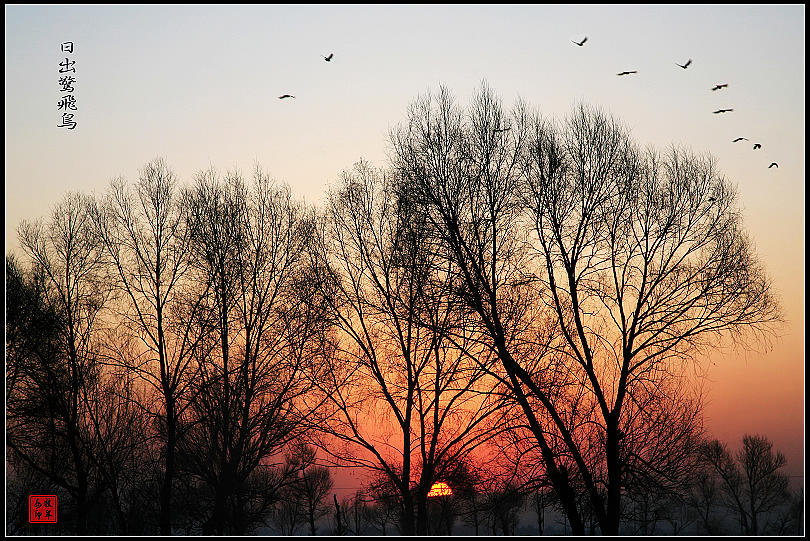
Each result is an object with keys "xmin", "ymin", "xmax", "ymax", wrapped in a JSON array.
[
  {"xmin": 93, "ymin": 159, "xmax": 204, "ymax": 534},
  {"xmin": 361, "ymin": 471, "xmax": 404, "ymax": 534},
  {"xmin": 306, "ymin": 162, "xmax": 506, "ymax": 535},
  {"xmin": 10, "ymin": 193, "xmax": 112, "ymax": 533},
  {"xmin": 702, "ymin": 434, "xmax": 791, "ymax": 534},
  {"xmin": 283, "ymin": 442, "xmax": 335, "ymax": 535},
  {"xmin": 178, "ymin": 167, "xmax": 323, "ymax": 534},
  {"xmin": 390, "ymin": 83, "xmax": 781, "ymax": 534}
]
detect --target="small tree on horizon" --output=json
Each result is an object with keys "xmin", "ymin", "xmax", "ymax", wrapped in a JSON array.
[{"xmin": 701, "ymin": 433, "xmax": 791, "ymax": 535}]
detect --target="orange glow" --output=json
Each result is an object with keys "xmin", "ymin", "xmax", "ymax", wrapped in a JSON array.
[{"xmin": 427, "ymin": 481, "xmax": 453, "ymax": 497}]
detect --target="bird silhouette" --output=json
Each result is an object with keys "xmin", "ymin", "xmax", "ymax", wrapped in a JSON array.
[
  {"xmin": 769, "ymin": 162, "xmax": 779, "ymax": 168},
  {"xmin": 713, "ymin": 109, "xmax": 733, "ymax": 114},
  {"xmin": 572, "ymin": 36, "xmax": 588, "ymax": 46},
  {"xmin": 711, "ymin": 83, "xmax": 729, "ymax": 91},
  {"xmin": 732, "ymin": 137, "xmax": 748, "ymax": 142},
  {"xmin": 617, "ymin": 70, "xmax": 638, "ymax": 76},
  {"xmin": 493, "ymin": 126, "xmax": 511, "ymax": 133},
  {"xmin": 323, "ymin": 53, "xmax": 334, "ymax": 62},
  {"xmin": 753, "ymin": 143, "xmax": 762, "ymax": 150},
  {"xmin": 676, "ymin": 58, "xmax": 692, "ymax": 69},
  {"xmin": 278, "ymin": 94, "xmax": 295, "ymax": 99},
  {"xmin": 708, "ymin": 197, "xmax": 717, "ymax": 202}
]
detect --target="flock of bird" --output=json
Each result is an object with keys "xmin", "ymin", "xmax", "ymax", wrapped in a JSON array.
[
  {"xmin": 572, "ymin": 36, "xmax": 778, "ymax": 169},
  {"xmin": 277, "ymin": 42, "xmax": 779, "ymax": 170}
]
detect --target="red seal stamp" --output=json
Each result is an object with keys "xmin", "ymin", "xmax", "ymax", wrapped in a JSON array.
[{"xmin": 29, "ymin": 495, "xmax": 57, "ymax": 523}]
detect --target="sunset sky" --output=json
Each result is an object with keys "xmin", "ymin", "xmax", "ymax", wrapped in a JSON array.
[{"xmin": 5, "ymin": 4, "xmax": 804, "ymax": 482}]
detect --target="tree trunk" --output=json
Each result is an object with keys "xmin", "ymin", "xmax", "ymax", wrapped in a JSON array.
[
  {"xmin": 535, "ymin": 492, "xmax": 544, "ymax": 535},
  {"xmin": 400, "ymin": 492, "xmax": 415, "ymax": 535},
  {"xmin": 415, "ymin": 495, "xmax": 428, "ymax": 535},
  {"xmin": 67, "ymin": 421, "xmax": 88, "ymax": 534},
  {"xmin": 203, "ymin": 488, "xmax": 228, "ymax": 535},
  {"xmin": 159, "ymin": 406, "xmax": 176, "ymax": 535},
  {"xmin": 333, "ymin": 494, "xmax": 345, "ymax": 535},
  {"xmin": 604, "ymin": 420, "xmax": 622, "ymax": 535}
]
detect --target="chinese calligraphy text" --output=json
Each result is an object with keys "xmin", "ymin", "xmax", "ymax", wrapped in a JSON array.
[{"xmin": 57, "ymin": 41, "xmax": 77, "ymax": 130}]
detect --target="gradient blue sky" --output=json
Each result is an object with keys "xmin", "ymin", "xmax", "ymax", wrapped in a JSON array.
[{"xmin": 5, "ymin": 5, "xmax": 805, "ymax": 479}]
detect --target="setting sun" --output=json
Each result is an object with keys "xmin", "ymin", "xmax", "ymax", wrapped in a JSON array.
[{"xmin": 427, "ymin": 482, "xmax": 453, "ymax": 497}]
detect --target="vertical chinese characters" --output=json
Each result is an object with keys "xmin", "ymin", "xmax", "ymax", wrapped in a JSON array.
[{"xmin": 57, "ymin": 41, "xmax": 77, "ymax": 129}]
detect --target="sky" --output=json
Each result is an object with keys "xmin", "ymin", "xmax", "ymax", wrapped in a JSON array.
[{"xmin": 5, "ymin": 5, "xmax": 805, "ymax": 482}]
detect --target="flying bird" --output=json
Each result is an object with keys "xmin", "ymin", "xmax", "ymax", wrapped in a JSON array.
[
  {"xmin": 493, "ymin": 126, "xmax": 511, "ymax": 133},
  {"xmin": 753, "ymin": 143, "xmax": 762, "ymax": 150},
  {"xmin": 572, "ymin": 36, "xmax": 588, "ymax": 46},
  {"xmin": 732, "ymin": 137, "xmax": 748, "ymax": 142},
  {"xmin": 323, "ymin": 53, "xmax": 334, "ymax": 62},
  {"xmin": 617, "ymin": 70, "xmax": 638, "ymax": 76},
  {"xmin": 768, "ymin": 162, "xmax": 778, "ymax": 168},
  {"xmin": 676, "ymin": 58, "xmax": 692, "ymax": 69},
  {"xmin": 712, "ymin": 108, "xmax": 733, "ymax": 114},
  {"xmin": 711, "ymin": 83, "xmax": 729, "ymax": 91},
  {"xmin": 708, "ymin": 197, "xmax": 717, "ymax": 202},
  {"xmin": 278, "ymin": 94, "xmax": 295, "ymax": 99}
]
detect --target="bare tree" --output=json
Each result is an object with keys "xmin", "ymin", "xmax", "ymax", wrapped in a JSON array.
[
  {"xmin": 390, "ymin": 84, "xmax": 781, "ymax": 534},
  {"xmin": 93, "ymin": 158, "xmax": 203, "ymax": 534},
  {"xmin": 686, "ymin": 450, "xmax": 725, "ymax": 534},
  {"xmin": 391, "ymin": 83, "xmax": 588, "ymax": 533},
  {"xmin": 526, "ymin": 103, "xmax": 780, "ymax": 534},
  {"xmin": 7, "ymin": 255, "xmax": 147, "ymax": 535},
  {"xmin": 361, "ymin": 489, "xmax": 399, "ymax": 534},
  {"xmin": 361, "ymin": 470, "xmax": 405, "ymax": 534},
  {"xmin": 532, "ymin": 486, "xmax": 552, "ymax": 535},
  {"xmin": 328, "ymin": 494, "xmax": 348, "ymax": 535},
  {"xmin": 6, "ymin": 254, "xmax": 68, "ymax": 535},
  {"xmin": 283, "ymin": 442, "xmax": 334, "ymax": 535},
  {"xmin": 81, "ymin": 364, "xmax": 151, "ymax": 533},
  {"xmin": 774, "ymin": 488, "xmax": 804, "ymax": 536},
  {"xmin": 178, "ymin": 166, "xmax": 322, "ymax": 534},
  {"xmin": 306, "ymin": 161, "xmax": 506, "ymax": 535},
  {"xmin": 478, "ymin": 479, "xmax": 525, "ymax": 535},
  {"xmin": 702, "ymin": 434, "xmax": 791, "ymax": 534},
  {"xmin": 344, "ymin": 490, "xmax": 371, "ymax": 535},
  {"xmin": 618, "ymin": 378, "xmax": 704, "ymax": 534},
  {"xmin": 271, "ymin": 482, "xmax": 306, "ymax": 535},
  {"xmin": 436, "ymin": 458, "xmax": 483, "ymax": 536},
  {"xmin": 9, "ymin": 193, "xmax": 112, "ymax": 533}
]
